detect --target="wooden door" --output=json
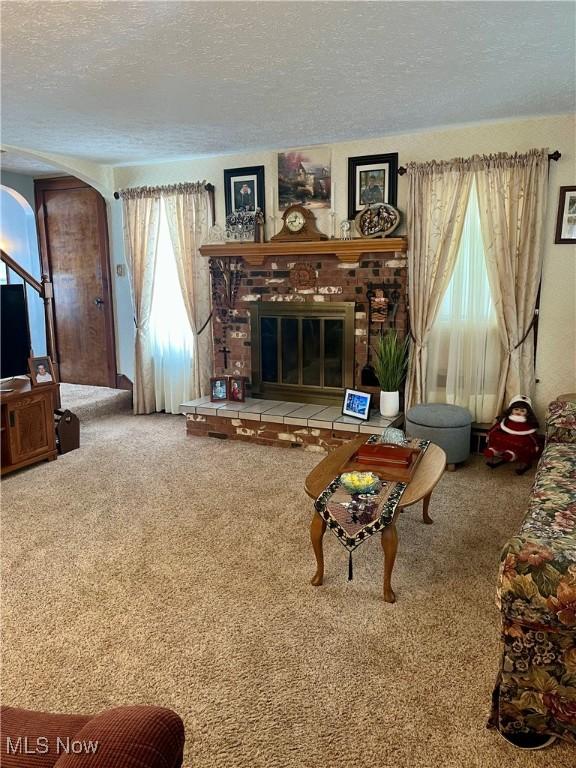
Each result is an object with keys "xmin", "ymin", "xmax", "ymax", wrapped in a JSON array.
[{"xmin": 35, "ymin": 177, "xmax": 116, "ymax": 387}]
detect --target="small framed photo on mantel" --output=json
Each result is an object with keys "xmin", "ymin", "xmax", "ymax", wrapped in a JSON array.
[
  {"xmin": 347, "ymin": 153, "xmax": 398, "ymax": 221},
  {"xmin": 29, "ymin": 355, "xmax": 57, "ymax": 386},
  {"xmin": 555, "ymin": 186, "xmax": 576, "ymax": 244}
]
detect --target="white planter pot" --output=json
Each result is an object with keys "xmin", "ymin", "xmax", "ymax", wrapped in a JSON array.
[{"xmin": 380, "ymin": 390, "xmax": 399, "ymax": 418}]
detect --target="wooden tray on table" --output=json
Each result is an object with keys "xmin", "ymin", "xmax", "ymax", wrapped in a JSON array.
[{"xmin": 341, "ymin": 443, "xmax": 425, "ymax": 482}]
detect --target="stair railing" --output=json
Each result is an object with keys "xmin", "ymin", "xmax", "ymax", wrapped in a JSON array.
[{"xmin": 1, "ymin": 248, "xmax": 59, "ymax": 377}]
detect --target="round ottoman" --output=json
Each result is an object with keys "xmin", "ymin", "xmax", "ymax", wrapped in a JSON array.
[{"xmin": 406, "ymin": 403, "xmax": 472, "ymax": 468}]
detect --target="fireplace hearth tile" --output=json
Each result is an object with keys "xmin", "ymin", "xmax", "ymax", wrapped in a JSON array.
[
  {"xmin": 282, "ymin": 416, "xmax": 309, "ymax": 426},
  {"xmin": 261, "ymin": 402, "xmax": 304, "ymax": 420},
  {"xmin": 197, "ymin": 404, "xmax": 228, "ymax": 416},
  {"xmin": 180, "ymin": 396, "xmax": 212, "ymax": 414},
  {"xmin": 284, "ymin": 404, "xmax": 328, "ymax": 425},
  {"xmin": 333, "ymin": 416, "xmax": 362, "ymax": 432},
  {"xmin": 224, "ymin": 398, "xmax": 259, "ymax": 411},
  {"xmin": 182, "ymin": 397, "xmax": 403, "ymax": 442},
  {"xmin": 308, "ymin": 407, "xmax": 344, "ymax": 427},
  {"xmin": 241, "ymin": 411, "xmax": 262, "ymax": 421},
  {"xmin": 210, "ymin": 400, "xmax": 255, "ymax": 418},
  {"xmin": 264, "ymin": 414, "xmax": 287, "ymax": 424},
  {"xmin": 217, "ymin": 409, "xmax": 240, "ymax": 419},
  {"xmin": 362, "ymin": 412, "xmax": 403, "ymax": 427},
  {"xmin": 241, "ymin": 400, "xmax": 284, "ymax": 414}
]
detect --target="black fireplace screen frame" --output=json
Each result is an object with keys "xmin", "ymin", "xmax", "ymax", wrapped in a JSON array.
[{"xmin": 249, "ymin": 301, "xmax": 355, "ymax": 405}]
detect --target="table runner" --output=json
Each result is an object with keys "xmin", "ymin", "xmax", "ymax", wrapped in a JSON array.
[{"xmin": 365, "ymin": 435, "xmax": 431, "ymax": 452}]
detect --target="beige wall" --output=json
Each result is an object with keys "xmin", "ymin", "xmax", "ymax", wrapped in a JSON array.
[{"xmin": 112, "ymin": 114, "xmax": 576, "ymax": 416}]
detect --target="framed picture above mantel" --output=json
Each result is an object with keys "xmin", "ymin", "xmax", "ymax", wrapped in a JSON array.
[
  {"xmin": 278, "ymin": 146, "xmax": 331, "ymax": 210},
  {"xmin": 347, "ymin": 153, "xmax": 399, "ymax": 220},
  {"xmin": 224, "ymin": 165, "xmax": 266, "ymax": 218}
]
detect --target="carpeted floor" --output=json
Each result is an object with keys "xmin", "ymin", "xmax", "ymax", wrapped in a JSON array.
[
  {"xmin": 60, "ymin": 383, "xmax": 132, "ymax": 421},
  {"xmin": 1, "ymin": 413, "xmax": 572, "ymax": 767}
]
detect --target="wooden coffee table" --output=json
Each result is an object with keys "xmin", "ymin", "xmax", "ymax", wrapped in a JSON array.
[{"xmin": 304, "ymin": 435, "xmax": 446, "ymax": 603}]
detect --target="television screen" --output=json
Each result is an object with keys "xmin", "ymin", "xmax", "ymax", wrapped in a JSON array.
[{"xmin": 1, "ymin": 284, "xmax": 31, "ymax": 379}]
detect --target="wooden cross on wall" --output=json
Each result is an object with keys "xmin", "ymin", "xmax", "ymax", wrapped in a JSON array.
[{"xmin": 219, "ymin": 345, "xmax": 232, "ymax": 369}]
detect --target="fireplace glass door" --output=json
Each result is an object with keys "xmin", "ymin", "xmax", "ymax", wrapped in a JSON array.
[{"xmin": 250, "ymin": 302, "xmax": 355, "ymax": 404}]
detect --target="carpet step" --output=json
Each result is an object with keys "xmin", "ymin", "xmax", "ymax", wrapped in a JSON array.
[{"xmin": 59, "ymin": 383, "xmax": 132, "ymax": 422}]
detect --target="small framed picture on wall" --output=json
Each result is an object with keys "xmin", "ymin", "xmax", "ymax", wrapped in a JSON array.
[
  {"xmin": 555, "ymin": 186, "xmax": 576, "ymax": 244},
  {"xmin": 347, "ymin": 153, "xmax": 398, "ymax": 220},
  {"xmin": 210, "ymin": 376, "xmax": 229, "ymax": 402},
  {"xmin": 224, "ymin": 166, "xmax": 266, "ymax": 217},
  {"xmin": 29, "ymin": 356, "xmax": 57, "ymax": 386}
]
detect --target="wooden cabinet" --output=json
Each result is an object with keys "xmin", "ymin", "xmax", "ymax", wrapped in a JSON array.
[{"xmin": 1, "ymin": 379, "xmax": 58, "ymax": 475}]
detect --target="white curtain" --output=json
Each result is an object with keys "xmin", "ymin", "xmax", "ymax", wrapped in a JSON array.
[
  {"xmin": 475, "ymin": 149, "xmax": 549, "ymax": 412},
  {"xmin": 427, "ymin": 182, "xmax": 503, "ymax": 423},
  {"xmin": 120, "ymin": 182, "xmax": 212, "ymax": 415},
  {"xmin": 121, "ymin": 194, "xmax": 161, "ymax": 414},
  {"xmin": 405, "ymin": 159, "xmax": 474, "ymax": 409},
  {"xmin": 148, "ymin": 200, "xmax": 196, "ymax": 414},
  {"xmin": 164, "ymin": 185, "xmax": 213, "ymax": 400}
]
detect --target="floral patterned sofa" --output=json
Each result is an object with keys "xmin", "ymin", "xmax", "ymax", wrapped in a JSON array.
[{"xmin": 489, "ymin": 398, "xmax": 576, "ymax": 744}]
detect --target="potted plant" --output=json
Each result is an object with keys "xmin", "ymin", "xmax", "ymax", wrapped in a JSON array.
[{"xmin": 372, "ymin": 331, "xmax": 409, "ymax": 417}]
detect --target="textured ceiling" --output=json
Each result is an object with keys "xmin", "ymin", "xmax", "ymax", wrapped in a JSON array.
[
  {"xmin": 0, "ymin": 150, "xmax": 64, "ymax": 176},
  {"xmin": 2, "ymin": 1, "xmax": 575, "ymax": 165}
]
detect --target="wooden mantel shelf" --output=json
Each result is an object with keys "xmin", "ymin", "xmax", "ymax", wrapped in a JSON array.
[{"xmin": 200, "ymin": 237, "xmax": 407, "ymax": 266}]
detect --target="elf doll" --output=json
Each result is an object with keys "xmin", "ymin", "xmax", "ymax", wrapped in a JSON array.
[{"xmin": 484, "ymin": 395, "xmax": 540, "ymax": 475}]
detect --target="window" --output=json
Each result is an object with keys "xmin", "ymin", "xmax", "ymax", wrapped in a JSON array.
[
  {"xmin": 0, "ymin": 185, "xmax": 46, "ymax": 354},
  {"xmin": 426, "ymin": 181, "xmax": 502, "ymax": 423}
]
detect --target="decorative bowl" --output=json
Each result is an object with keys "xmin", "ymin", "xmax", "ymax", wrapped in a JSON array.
[
  {"xmin": 340, "ymin": 471, "xmax": 381, "ymax": 495},
  {"xmin": 354, "ymin": 203, "xmax": 401, "ymax": 238},
  {"xmin": 379, "ymin": 427, "xmax": 406, "ymax": 445}
]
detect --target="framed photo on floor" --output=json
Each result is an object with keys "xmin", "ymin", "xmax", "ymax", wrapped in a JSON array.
[
  {"xmin": 347, "ymin": 153, "xmax": 398, "ymax": 220},
  {"xmin": 342, "ymin": 388, "xmax": 371, "ymax": 420},
  {"xmin": 28, "ymin": 355, "xmax": 56, "ymax": 386},
  {"xmin": 555, "ymin": 186, "xmax": 576, "ymax": 244},
  {"xmin": 224, "ymin": 166, "xmax": 266, "ymax": 217},
  {"xmin": 210, "ymin": 376, "xmax": 229, "ymax": 402}
]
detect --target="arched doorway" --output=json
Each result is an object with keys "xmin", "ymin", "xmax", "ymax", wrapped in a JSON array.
[{"xmin": 0, "ymin": 184, "xmax": 46, "ymax": 356}]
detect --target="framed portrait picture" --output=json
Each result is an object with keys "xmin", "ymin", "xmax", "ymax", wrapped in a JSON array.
[
  {"xmin": 228, "ymin": 376, "xmax": 246, "ymax": 403},
  {"xmin": 342, "ymin": 388, "xmax": 371, "ymax": 420},
  {"xmin": 347, "ymin": 153, "xmax": 398, "ymax": 220},
  {"xmin": 224, "ymin": 166, "xmax": 265, "ymax": 217},
  {"xmin": 29, "ymin": 355, "xmax": 56, "ymax": 386},
  {"xmin": 278, "ymin": 147, "xmax": 331, "ymax": 210},
  {"xmin": 210, "ymin": 376, "xmax": 229, "ymax": 402},
  {"xmin": 554, "ymin": 186, "xmax": 576, "ymax": 244}
]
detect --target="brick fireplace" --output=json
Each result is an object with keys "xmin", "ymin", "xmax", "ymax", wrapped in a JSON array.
[{"xmin": 203, "ymin": 239, "xmax": 409, "ymax": 398}]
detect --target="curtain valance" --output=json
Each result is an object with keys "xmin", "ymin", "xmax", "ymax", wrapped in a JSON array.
[
  {"xmin": 117, "ymin": 181, "xmax": 208, "ymax": 200},
  {"xmin": 405, "ymin": 148, "xmax": 549, "ymax": 176}
]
